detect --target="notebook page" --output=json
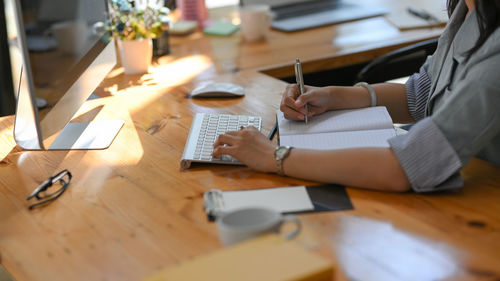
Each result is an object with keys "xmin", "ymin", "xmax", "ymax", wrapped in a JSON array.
[
  {"xmin": 385, "ymin": 0, "xmax": 448, "ymax": 30},
  {"xmin": 222, "ymin": 186, "xmax": 314, "ymax": 213},
  {"xmin": 280, "ymin": 129, "xmax": 396, "ymax": 150},
  {"xmin": 277, "ymin": 106, "xmax": 393, "ymax": 136}
]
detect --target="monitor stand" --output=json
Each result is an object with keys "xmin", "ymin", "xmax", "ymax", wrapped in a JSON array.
[{"xmin": 48, "ymin": 120, "xmax": 124, "ymax": 150}]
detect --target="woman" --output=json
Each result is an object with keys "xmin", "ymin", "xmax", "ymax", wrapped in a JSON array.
[{"xmin": 213, "ymin": 0, "xmax": 500, "ymax": 192}]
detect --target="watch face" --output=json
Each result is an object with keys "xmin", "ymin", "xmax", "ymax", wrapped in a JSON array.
[{"xmin": 275, "ymin": 146, "xmax": 289, "ymax": 159}]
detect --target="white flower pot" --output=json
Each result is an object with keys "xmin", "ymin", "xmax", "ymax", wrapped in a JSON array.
[{"xmin": 117, "ymin": 38, "xmax": 153, "ymax": 75}]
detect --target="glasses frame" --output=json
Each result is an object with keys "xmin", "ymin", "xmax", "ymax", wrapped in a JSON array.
[{"xmin": 26, "ymin": 169, "xmax": 72, "ymax": 210}]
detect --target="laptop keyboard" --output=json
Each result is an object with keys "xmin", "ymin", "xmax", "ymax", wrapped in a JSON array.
[
  {"xmin": 270, "ymin": 0, "xmax": 387, "ymax": 32},
  {"xmin": 272, "ymin": 0, "xmax": 346, "ymax": 20}
]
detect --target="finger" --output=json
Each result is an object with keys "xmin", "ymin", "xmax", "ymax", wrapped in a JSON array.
[
  {"xmin": 281, "ymin": 94, "xmax": 299, "ymax": 111},
  {"xmin": 295, "ymin": 95, "xmax": 308, "ymax": 107},
  {"xmin": 213, "ymin": 134, "xmax": 238, "ymax": 148},
  {"xmin": 283, "ymin": 110, "xmax": 305, "ymax": 121},
  {"xmin": 245, "ymin": 126, "xmax": 259, "ymax": 132},
  {"xmin": 295, "ymin": 90, "xmax": 315, "ymax": 107},
  {"xmin": 280, "ymin": 85, "xmax": 301, "ymax": 110},
  {"xmin": 285, "ymin": 84, "xmax": 300, "ymax": 99},
  {"xmin": 224, "ymin": 130, "xmax": 240, "ymax": 136},
  {"xmin": 307, "ymin": 102, "xmax": 326, "ymax": 116},
  {"xmin": 212, "ymin": 145, "xmax": 237, "ymax": 157},
  {"xmin": 281, "ymin": 97, "xmax": 306, "ymax": 119}
]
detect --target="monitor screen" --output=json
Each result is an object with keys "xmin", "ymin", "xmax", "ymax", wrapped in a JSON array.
[
  {"xmin": 241, "ymin": 0, "xmax": 321, "ymax": 8},
  {"xmin": 0, "ymin": 0, "xmax": 16, "ymax": 117},
  {"xmin": 4, "ymin": 0, "xmax": 123, "ymax": 150}
]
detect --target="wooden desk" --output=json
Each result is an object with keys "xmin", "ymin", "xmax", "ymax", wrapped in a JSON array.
[
  {"xmin": 1, "ymin": 4, "xmax": 500, "ymax": 280},
  {"xmin": 1, "ymin": 67, "xmax": 500, "ymax": 281}
]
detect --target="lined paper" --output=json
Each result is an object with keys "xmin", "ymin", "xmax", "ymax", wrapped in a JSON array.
[
  {"xmin": 280, "ymin": 129, "xmax": 396, "ymax": 150},
  {"xmin": 277, "ymin": 106, "xmax": 394, "ymax": 136}
]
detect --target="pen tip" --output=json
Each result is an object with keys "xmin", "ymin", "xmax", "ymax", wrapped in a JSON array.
[{"xmin": 296, "ymin": 58, "xmax": 300, "ymax": 63}]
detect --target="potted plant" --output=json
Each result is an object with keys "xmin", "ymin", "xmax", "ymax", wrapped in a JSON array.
[{"xmin": 94, "ymin": 0, "xmax": 170, "ymax": 74}]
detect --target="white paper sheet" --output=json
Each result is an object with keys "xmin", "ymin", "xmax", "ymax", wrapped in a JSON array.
[
  {"xmin": 280, "ymin": 128, "xmax": 396, "ymax": 150},
  {"xmin": 222, "ymin": 186, "xmax": 315, "ymax": 213},
  {"xmin": 277, "ymin": 106, "xmax": 393, "ymax": 136}
]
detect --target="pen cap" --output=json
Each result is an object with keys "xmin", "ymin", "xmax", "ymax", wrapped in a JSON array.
[{"xmin": 294, "ymin": 60, "xmax": 305, "ymax": 94}]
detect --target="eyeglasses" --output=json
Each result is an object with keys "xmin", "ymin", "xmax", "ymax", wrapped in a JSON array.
[{"xmin": 26, "ymin": 169, "xmax": 72, "ymax": 210}]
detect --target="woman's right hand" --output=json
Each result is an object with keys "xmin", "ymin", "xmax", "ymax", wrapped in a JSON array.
[{"xmin": 280, "ymin": 84, "xmax": 335, "ymax": 121}]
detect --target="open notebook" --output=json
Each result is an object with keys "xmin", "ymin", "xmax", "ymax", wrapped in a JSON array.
[
  {"xmin": 277, "ymin": 106, "xmax": 396, "ymax": 150},
  {"xmin": 384, "ymin": 0, "xmax": 448, "ymax": 30}
]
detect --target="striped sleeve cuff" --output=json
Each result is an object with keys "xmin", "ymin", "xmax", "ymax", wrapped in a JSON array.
[
  {"xmin": 405, "ymin": 66, "xmax": 431, "ymax": 121},
  {"xmin": 388, "ymin": 118, "xmax": 464, "ymax": 192}
]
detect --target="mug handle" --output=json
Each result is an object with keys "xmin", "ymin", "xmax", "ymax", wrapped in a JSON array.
[{"xmin": 280, "ymin": 214, "xmax": 302, "ymax": 240}]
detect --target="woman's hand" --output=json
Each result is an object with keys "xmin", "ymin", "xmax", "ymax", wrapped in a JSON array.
[
  {"xmin": 280, "ymin": 84, "xmax": 334, "ymax": 121},
  {"xmin": 212, "ymin": 126, "xmax": 277, "ymax": 173}
]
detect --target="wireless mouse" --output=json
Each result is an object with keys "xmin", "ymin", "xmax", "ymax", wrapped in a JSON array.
[{"xmin": 190, "ymin": 82, "xmax": 245, "ymax": 98}]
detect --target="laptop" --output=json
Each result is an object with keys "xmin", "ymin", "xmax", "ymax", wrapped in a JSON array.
[{"xmin": 240, "ymin": 0, "xmax": 388, "ymax": 32}]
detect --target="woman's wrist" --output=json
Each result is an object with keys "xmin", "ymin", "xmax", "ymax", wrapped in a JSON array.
[
  {"xmin": 354, "ymin": 82, "xmax": 377, "ymax": 107},
  {"xmin": 327, "ymin": 86, "xmax": 372, "ymax": 110}
]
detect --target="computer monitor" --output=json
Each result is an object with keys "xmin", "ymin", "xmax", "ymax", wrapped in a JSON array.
[
  {"xmin": 0, "ymin": 0, "xmax": 16, "ymax": 117},
  {"xmin": 3, "ymin": 0, "xmax": 123, "ymax": 150}
]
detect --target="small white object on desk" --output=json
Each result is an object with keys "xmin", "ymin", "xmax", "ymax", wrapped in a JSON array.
[
  {"xmin": 222, "ymin": 186, "xmax": 314, "ymax": 213},
  {"xmin": 217, "ymin": 207, "xmax": 302, "ymax": 246},
  {"xmin": 170, "ymin": 20, "xmax": 198, "ymax": 35},
  {"xmin": 203, "ymin": 186, "xmax": 315, "ymax": 220},
  {"xmin": 190, "ymin": 82, "xmax": 245, "ymax": 98}
]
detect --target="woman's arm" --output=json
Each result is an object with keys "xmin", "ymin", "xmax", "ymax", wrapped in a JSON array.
[
  {"xmin": 371, "ymin": 83, "xmax": 416, "ymax": 124},
  {"xmin": 283, "ymin": 147, "xmax": 411, "ymax": 192},
  {"xmin": 212, "ymin": 127, "xmax": 411, "ymax": 192}
]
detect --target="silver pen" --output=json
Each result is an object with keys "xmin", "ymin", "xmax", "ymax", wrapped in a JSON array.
[{"xmin": 294, "ymin": 58, "xmax": 308, "ymax": 124}]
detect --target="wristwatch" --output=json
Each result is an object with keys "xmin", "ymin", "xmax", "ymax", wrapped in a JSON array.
[{"xmin": 274, "ymin": 146, "xmax": 292, "ymax": 176}]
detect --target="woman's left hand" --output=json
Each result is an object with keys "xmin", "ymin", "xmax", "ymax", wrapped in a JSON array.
[{"xmin": 212, "ymin": 126, "xmax": 277, "ymax": 173}]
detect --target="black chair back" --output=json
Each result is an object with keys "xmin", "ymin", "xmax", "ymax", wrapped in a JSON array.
[{"xmin": 355, "ymin": 38, "xmax": 439, "ymax": 84}]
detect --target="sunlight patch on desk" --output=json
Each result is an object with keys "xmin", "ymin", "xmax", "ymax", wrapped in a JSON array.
[
  {"xmin": 0, "ymin": 122, "xmax": 16, "ymax": 160},
  {"xmin": 95, "ymin": 55, "xmax": 212, "ymax": 120},
  {"xmin": 332, "ymin": 215, "xmax": 458, "ymax": 281},
  {"xmin": 72, "ymin": 165, "xmax": 116, "ymax": 201},
  {"xmin": 83, "ymin": 106, "xmax": 144, "ymax": 166},
  {"xmin": 103, "ymin": 55, "xmax": 212, "ymax": 100},
  {"xmin": 149, "ymin": 55, "xmax": 212, "ymax": 87}
]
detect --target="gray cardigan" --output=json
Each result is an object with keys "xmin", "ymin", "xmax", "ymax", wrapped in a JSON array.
[{"xmin": 388, "ymin": 0, "xmax": 500, "ymax": 192}]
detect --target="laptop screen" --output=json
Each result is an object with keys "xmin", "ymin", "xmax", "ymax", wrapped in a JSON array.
[{"xmin": 240, "ymin": 0, "xmax": 335, "ymax": 9}]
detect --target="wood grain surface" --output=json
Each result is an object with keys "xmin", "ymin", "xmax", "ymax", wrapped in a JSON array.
[{"xmin": 2, "ymin": 2, "xmax": 499, "ymax": 280}]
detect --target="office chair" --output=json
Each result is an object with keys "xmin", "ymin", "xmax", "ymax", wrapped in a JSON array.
[{"xmin": 355, "ymin": 38, "xmax": 439, "ymax": 84}]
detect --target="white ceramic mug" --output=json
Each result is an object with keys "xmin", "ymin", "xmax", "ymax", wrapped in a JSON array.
[
  {"xmin": 217, "ymin": 207, "xmax": 301, "ymax": 246},
  {"xmin": 50, "ymin": 20, "xmax": 88, "ymax": 54},
  {"xmin": 239, "ymin": 5, "xmax": 272, "ymax": 42}
]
